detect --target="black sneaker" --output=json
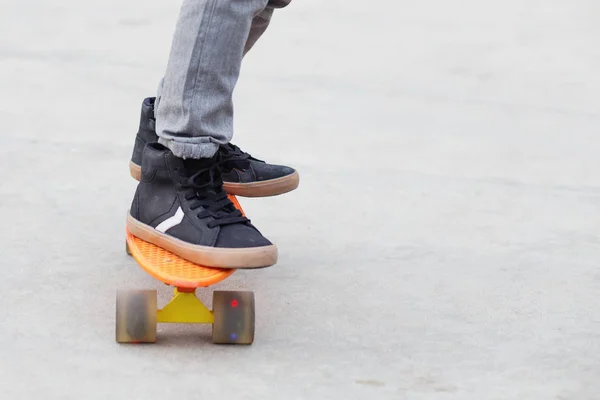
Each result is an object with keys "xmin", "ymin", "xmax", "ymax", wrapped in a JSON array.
[
  {"xmin": 127, "ymin": 143, "xmax": 278, "ymax": 269},
  {"xmin": 129, "ymin": 97, "xmax": 299, "ymax": 197}
]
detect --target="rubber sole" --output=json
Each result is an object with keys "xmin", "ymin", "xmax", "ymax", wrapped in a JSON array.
[
  {"xmin": 126, "ymin": 213, "xmax": 278, "ymax": 269},
  {"xmin": 129, "ymin": 161, "xmax": 299, "ymax": 197},
  {"xmin": 129, "ymin": 161, "xmax": 142, "ymax": 181},
  {"xmin": 223, "ymin": 171, "xmax": 300, "ymax": 197}
]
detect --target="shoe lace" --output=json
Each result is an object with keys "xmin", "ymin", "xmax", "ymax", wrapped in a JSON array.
[
  {"xmin": 179, "ymin": 162, "xmax": 249, "ymax": 228},
  {"xmin": 219, "ymin": 143, "xmax": 263, "ymax": 172}
]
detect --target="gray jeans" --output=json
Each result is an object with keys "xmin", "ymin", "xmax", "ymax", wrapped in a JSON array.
[{"xmin": 155, "ymin": 0, "xmax": 291, "ymax": 159}]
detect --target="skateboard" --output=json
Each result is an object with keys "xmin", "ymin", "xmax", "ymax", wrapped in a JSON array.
[{"xmin": 116, "ymin": 195, "xmax": 256, "ymax": 345}]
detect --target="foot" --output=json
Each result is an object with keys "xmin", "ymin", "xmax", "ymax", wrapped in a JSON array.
[
  {"xmin": 129, "ymin": 97, "xmax": 299, "ymax": 197},
  {"xmin": 127, "ymin": 142, "xmax": 278, "ymax": 269}
]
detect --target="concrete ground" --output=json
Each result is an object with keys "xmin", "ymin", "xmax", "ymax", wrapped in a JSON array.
[{"xmin": 1, "ymin": 0, "xmax": 599, "ymax": 399}]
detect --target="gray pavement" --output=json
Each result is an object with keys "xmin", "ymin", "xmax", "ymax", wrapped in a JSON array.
[{"xmin": 1, "ymin": 0, "xmax": 599, "ymax": 399}]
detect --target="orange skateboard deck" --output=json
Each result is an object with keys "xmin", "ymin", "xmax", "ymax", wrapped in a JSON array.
[{"xmin": 125, "ymin": 230, "xmax": 235, "ymax": 288}]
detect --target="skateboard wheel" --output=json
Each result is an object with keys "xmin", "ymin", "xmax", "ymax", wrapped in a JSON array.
[
  {"xmin": 115, "ymin": 290, "xmax": 157, "ymax": 343},
  {"xmin": 212, "ymin": 291, "xmax": 255, "ymax": 345}
]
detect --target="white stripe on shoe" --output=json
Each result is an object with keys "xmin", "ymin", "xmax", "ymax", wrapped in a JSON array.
[{"xmin": 155, "ymin": 207, "xmax": 184, "ymax": 233}]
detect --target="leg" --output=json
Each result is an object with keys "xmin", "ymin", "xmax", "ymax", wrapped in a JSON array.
[
  {"xmin": 154, "ymin": 5, "xmax": 275, "ymax": 115},
  {"xmin": 155, "ymin": 0, "xmax": 269, "ymax": 159},
  {"xmin": 129, "ymin": 1, "xmax": 278, "ymax": 269},
  {"xmin": 129, "ymin": 0, "xmax": 298, "ymax": 198}
]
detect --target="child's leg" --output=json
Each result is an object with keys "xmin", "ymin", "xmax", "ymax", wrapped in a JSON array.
[{"xmin": 155, "ymin": 0, "xmax": 269, "ymax": 160}]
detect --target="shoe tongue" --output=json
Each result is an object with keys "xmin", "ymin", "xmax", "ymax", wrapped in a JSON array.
[
  {"xmin": 182, "ymin": 156, "xmax": 216, "ymax": 171},
  {"xmin": 179, "ymin": 151, "xmax": 220, "ymax": 174}
]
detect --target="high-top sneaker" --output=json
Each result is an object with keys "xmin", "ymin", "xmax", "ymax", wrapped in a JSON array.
[{"xmin": 127, "ymin": 143, "xmax": 278, "ymax": 269}]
